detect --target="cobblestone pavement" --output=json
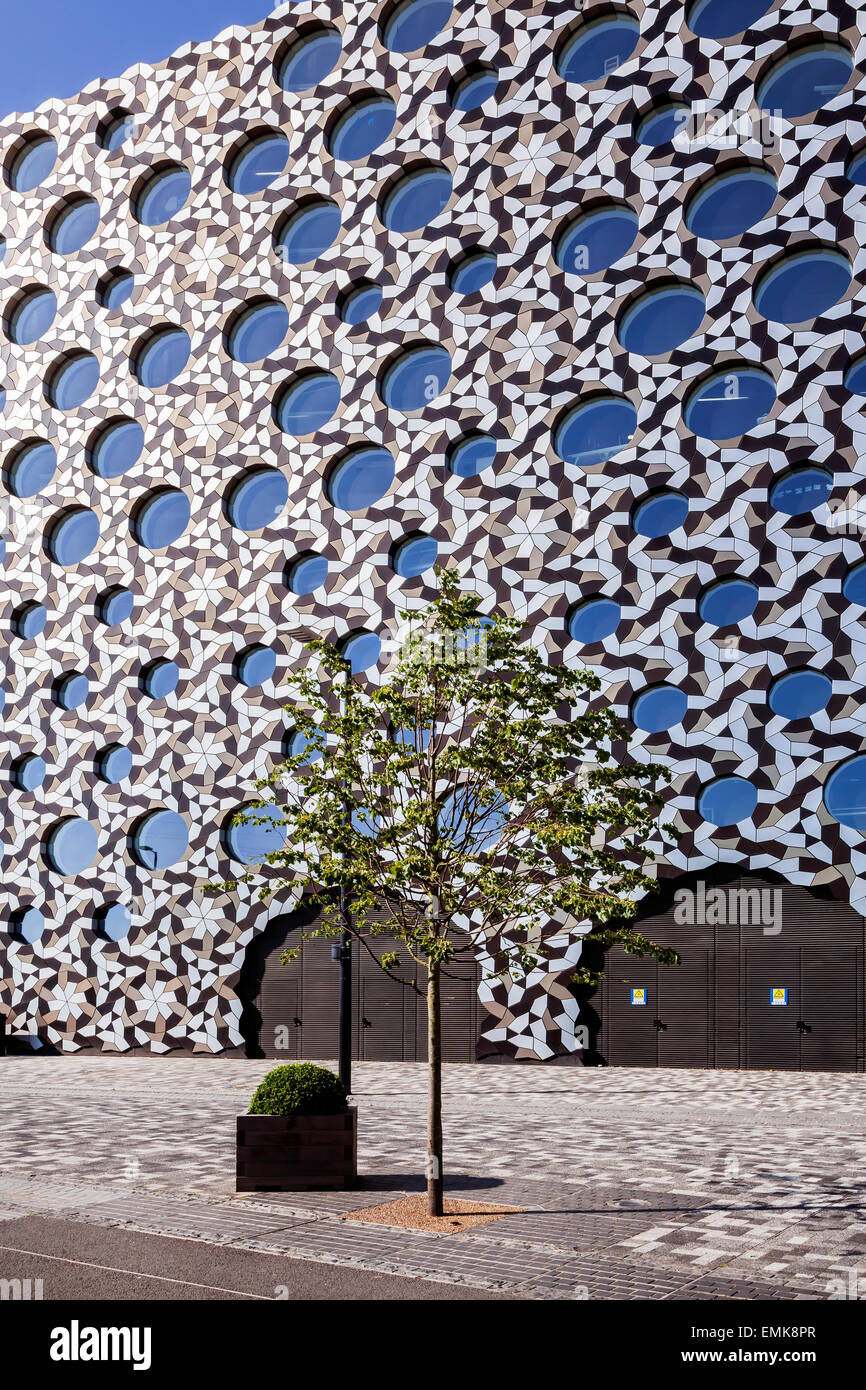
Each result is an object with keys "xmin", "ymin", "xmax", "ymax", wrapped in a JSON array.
[{"xmin": 1, "ymin": 1059, "xmax": 864, "ymax": 1299}]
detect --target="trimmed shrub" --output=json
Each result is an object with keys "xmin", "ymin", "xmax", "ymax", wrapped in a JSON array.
[{"xmin": 247, "ymin": 1062, "xmax": 348, "ymax": 1116}]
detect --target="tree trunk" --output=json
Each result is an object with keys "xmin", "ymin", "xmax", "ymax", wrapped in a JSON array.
[{"xmin": 426, "ymin": 959, "xmax": 444, "ymax": 1216}]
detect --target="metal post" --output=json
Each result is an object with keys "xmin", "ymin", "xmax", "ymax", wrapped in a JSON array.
[{"xmin": 338, "ymin": 889, "xmax": 352, "ymax": 1094}]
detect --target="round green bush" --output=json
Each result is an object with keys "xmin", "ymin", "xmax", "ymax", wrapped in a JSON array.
[{"xmin": 247, "ymin": 1063, "xmax": 348, "ymax": 1117}]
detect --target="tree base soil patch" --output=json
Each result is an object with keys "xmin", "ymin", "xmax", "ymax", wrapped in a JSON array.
[{"xmin": 341, "ymin": 1194, "xmax": 522, "ymax": 1234}]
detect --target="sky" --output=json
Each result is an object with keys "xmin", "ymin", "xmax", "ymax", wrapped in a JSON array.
[{"xmin": 0, "ymin": 0, "xmax": 281, "ymax": 118}]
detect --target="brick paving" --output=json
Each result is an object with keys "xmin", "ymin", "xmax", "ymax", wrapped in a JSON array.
[{"xmin": 1, "ymin": 1058, "xmax": 865, "ymax": 1298}]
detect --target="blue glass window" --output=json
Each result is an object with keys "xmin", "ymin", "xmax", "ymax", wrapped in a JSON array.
[
  {"xmin": 95, "ymin": 743, "xmax": 133, "ymax": 783},
  {"xmin": 286, "ymin": 552, "xmax": 328, "ymax": 594},
  {"xmin": 8, "ymin": 133, "xmax": 57, "ymax": 192},
  {"xmin": 698, "ymin": 776, "xmax": 758, "ymax": 826},
  {"xmin": 555, "ymin": 14, "xmax": 640, "ymax": 85},
  {"xmin": 392, "ymin": 533, "xmax": 438, "ymax": 577},
  {"xmin": 46, "ymin": 816, "xmax": 98, "ymax": 874},
  {"xmin": 842, "ymin": 562, "xmax": 866, "ymax": 607},
  {"xmin": 97, "ymin": 108, "xmax": 135, "ymax": 151},
  {"xmin": 327, "ymin": 95, "xmax": 397, "ymax": 161},
  {"xmin": 13, "ymin": 601, "xmax": 47, "ymax": 639},
  {"xmin": 617, "ymin": 283, "xmax": 705, "ymax": 356},
  {"xmin": 87, "ymin": 418, "xmax": 144, "ymax": 478},
  {"xmin": 328, "ymin": 445, "xmax": 395, "ymax": 509},
  {"xmin": 380, "ymin": 344, "xmax": 451, "ymax": 411},
  {"xmin": 631, "ymin": 685, "xmax": 687, "ymax": 733},
  {"xmin": 224, "ymin": 802, "xmax": 285, "ymax": 863},
  {"xmin": 337, "ymin": 280, "xmax": 382, "ymax": 325},
  {"xmin": 568, "ymin": 597, "xmax": 620, "ymax": 644},
  {"xmin": 225, "ymin": 467, "xmax": 288, "ymax": 531},
  {"xmin": 554, "ymin": 394, "xmax": 637, "ymax": 468},
  {"xmin": 133, "ymin": 488, "xmax": 190, "ymax": 550},
  {"xmin": 846, "ymin": 146, "xmax": 866, "ymax": 186},
  {"xmin": 0, "ymin": 236, "xmax": 5, "ymax": 263},
  {"xmin": 278, "ymin": 26, "xmax": 341, "ymax": 92},
  {"xmin": 227, "ymin": 299, "xmax": 289, "ymax": 363},
  {"xmin": 96, "ymin": 586, "xmax": 134, "ymax": 626},
  {"xmin": 227, "ymin": 131, "xmax": 289, "ymax": 195},
  {"xmin": 844, "ymin": 354, "xmax": 866, "ymax": 396},
  {"xmin": 48, "ymin": 195, "xmax": 100, "ymax": 254},
  {"xmin": 97, "ymin": 268, "xmax": 134, "ymax": 310},
  {"xmin": 96, "ymin": 903, "xmax": 131, "ymax": 941},
  {"xmin": 447, "ymin": 249, "xmax": 497, "ymax": 294},
  {"xmin": 439, "ymin": 789, "xmax": 507, "ymax": 850},
  {"xmin": 46, "ymin": 507, "xmax": 99, "ymax": 566},
  {"xmin": 10, "ymin": 906, "xmax": 45, "ymax": 942},
  {"xmin": 632, "ymin": 491, "xmax": 689, "ymax": 539},
  {"xmin": 686, "ymin": 0, "xmax": 772, "ymax": 39},
  {"xmin": 380, "ymin": 165, "xmax": 452, "ymax": 233},
  {"xmin": 276, "ymin": 370, "xmax": 341, "ymax": 434},
  {"xmin": 448, "ymin": 431, "xmax": 497, "ymax": 477},
  {"xmin": 134, "ymin": 327, "xmax": 191, "ymax": 388},
  {"xmin": 5, "ymin": 440, "xmax": 56, "ymax": 498},
  {"xmin": 768, "ymin": 669, "xmax": 831, "ymax": 720},
  {"xmin": 140, "ymin": 658, "xmax": 179, "ymax": 699},
  {"xmin": 135, "ymin": 165, "xmax": 191, "ymax": 225},
  {"xmin": 12, "ymin": 754, "xmax": 46, "ymax": 792},
  {"xmin": 283, "ymin": 727, "xmax": 323, "ymax": 761},
  {"xmin": 131, "ymin": 809, "xmax": 188, "ymax": 869},
  {"xmin": 339, "ymin": 630, "xmax": 381, "ymax": 673},
  {"xmin": 554, "ymin": 203, "xmax": 639, "ymax": 275},
  {"xmin": 8, "ymin": 287, "xmax": 57, "ymax": 345},
  {"xmin": 381, "ymin": 0, "xmax": 451, "ymax": 52},
  {"xmin": 46, "ymin": 352, "xmax": 99, "ymax": 410},
  {"xmin": 276, "ymin": 197, "xmax": 341, "ymax": 263},
  {"xmin": 756, "ymin": 42, "xmax": 853, "ymax": 120},
  {"xmin": 683, "ymin": 367, "xmax": 776, "ymax": 440},
  {"xmin": 698, "ymin": 577, "xmax": 759, "ymax": 626},
  {"xmin": 684, "ymin": 166, "xmax": 777, "ymax": 241},
  {"xmin": 635, "ymin": 102, "xmax": 690, "ymax": 146},
  {"xmin": 769, "ymin": 466, "xmax": 832, "ymax": 517},
  {"xmin": 235, "ymin": 644, "xmax": 276, "ymax": 687},
  {"xmin": 754, "ymin": 247, "xmax": 852, "ymax": 326},
  {"xmin": 448, "ymin": 63, "xmax": 498, "ymax": 112},
  {"xmin": 54, "ymin": 671, "xmax": 89, "ymax": 711},
  {"xmin": 824, "ymin": 757, "xmax": 866, "ymax": 830}
]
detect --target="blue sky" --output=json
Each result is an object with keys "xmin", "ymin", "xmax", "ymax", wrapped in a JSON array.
[{"xmin": 1, "ymin": 0, "xmax": 278, "ymax": 118}]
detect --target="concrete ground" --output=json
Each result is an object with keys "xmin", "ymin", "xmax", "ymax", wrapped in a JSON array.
[{"xmin": 1, "ymin": 1058, "xmax": 864, "ymax": 1300}]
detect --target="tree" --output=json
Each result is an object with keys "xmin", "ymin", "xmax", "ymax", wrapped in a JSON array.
[{"xmin": 211, "ymin": 569, "xmax": 679, "ymax": 1216}]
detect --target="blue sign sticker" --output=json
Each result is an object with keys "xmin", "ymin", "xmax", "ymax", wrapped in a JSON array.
[
  {"xmin": 630, "ymin": 987, "xmax": 647, "ymax": 1006},
  {"xmin": 770, "ymin": 987, "xmax": 788, "ymax": 1006}
]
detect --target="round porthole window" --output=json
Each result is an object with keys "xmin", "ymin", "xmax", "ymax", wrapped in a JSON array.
[
  {"xmin": 7, "ymin": 133, "xmax": 58, "ymax": 192},
  {"xmin": 447, "ymin": 432, "xmax": 497, "ymax": 477},
  {"xmin": 698, "ymin": 577, "xmax": 759, "ymax": 627},
  {"xmin": 553, "ymin": 394, "xmax": 637, "ymax": 468},
  {"xmin": 12, "ymin": 754, "xmax": 47, "ymax": 792},
  {"xmin": 224, "ymin": 802, "xmax": 286, "ymax": 864},
  {"xmin": 96, "ymin": 903, "xmax": 131, "ymax": 941},
  {"xmin": 46, "ymin": 352, "xmax": 99, "ymax": 410},
  {"xmin": 327, "ymin": 445, "xmax": 395, "ymax": 510},
  {"xmin": 285, "ymin": 553, "xmax": 328, "ymax": 595},
  {"xmin": 824, "ymin": 756, "xmax": 866, "ymax": 831},
  {"xmin": 131, "ymin": 809, "xmax": 189, "ymax": 870},
  {"xmin": 134, "ymin": 164, "xmax": 191, "ymax": 225},
  {"xmin": 631, "ymin": 684, "xmax": 688, "ymax": 733},
  {"xmin": 379, "ymin": 344, "xmax": 451, "ymax": 412},
  {"xmin": 45, "ymin": 507, "xmax": 100, "ymax": 566},
  {"xmin": 140, "ymin": 658, "xmax": 179, "ymax": 699},
  {"xmin": 227, "ymin": 131, "xmax": 289, "ymax": 195},
  {"xmin": 10, "ymin": 907, "xmax": 46, "ymax": 943},
  {"xmin": 275, "ymin": 198, "xmax": 341, "ymax": 264},
  {"xmin": 47, "ymin": 195, "xmax": 100, "ymax": 254},
  {"xmin": 96, "ymin": 586, "xmax": 134, "ymax": 626},
  {"xmin": 448, "ymin": 62, "xmax": 498, "ymax": 112},
  {"xmin": 327, "ymin": 94, "xmax": 397, "ymax": 161},
  {"xmin": 7, "ymin": 287, "xmax": 57, "ymax": 346},
  {"xmin": 447, "ymin": 249, "xmax": 497, "ymax": 295},
  {"xmin": 555, "ymin": 11, "xmax": 640, "ymax": 85},
  {"xmin": 276, "ymin": 370, "xmax": 341, "ymax": 435},
  {"xmin": 380, "ymin": 164, "xmax": 452, "ymax": 233},
  {"xmin": 133, "ymin": 326, "xmax": 191, "ymax": 388},
  {"xmin": 95, "ymin": 743, "xmax": 133, "ymax": 783},
  {"xmin": 226, "ymin": 299, "xmax": 289, "ymax": 363},
  {"xmin": 87, "ymin": 418, "xmax": 144, "ymax": 479},
  {"xmin": 568, "ymin": 597, "xmax": 621, "ymax": 644},
  {"xmin": 554, "ymin": 203, "xmax": 639, "ymax": 275},
  {"xmin": 132, "ymin": 488, "xmax": 191, "ymax": 550},
  {"xmin": 632, "ymin": 490, "xmax": 689, "ymax": 539},
  {"xmin": 391, "ymin": 533, "xmax": 438, "ymax": 578},
  {"xmin": 5, "ymin": 440, "xmax": 57, "ymax": 498},
  {"xmin": 380, "ymin": 0, "xmax": 452, "ymax": 53},
  {"xmin": 45, "ymin": 817, "xmax": 99, "ymax": 875},
  {"xmin": 225, "ymin": 468, "xmax": 289, "ymax": 532},
  {"xmin": 684, "ymin": 165, "xmax": 777, "ymax": 241},
  {"xmin": 234, "ymin": 644, "xmax": 277, "ymax": 687},
  {"xmin": 96, "ymin": 268, "xmax": 135, "ymax": 310},
  {"xmin": 339, "ymin": 630, "xmax": 381, "ymax": 673},
  {"xmin": 617, "ymin": 282, "xmax": 705, "ymax": 356},
  {"xmin": 277, "ymin": 26, "xmax": 342, "ymax": 92},
  {"xmin": 683, "ymin": 367, "xmax": 776, "ymax": 440},
  {"xmin": 13, "ymin": 601, "xmax": 47, "ymax": 640},
  {"xmin": 698, "ymin": 776, "xmax": 758, "ymax": 826}
]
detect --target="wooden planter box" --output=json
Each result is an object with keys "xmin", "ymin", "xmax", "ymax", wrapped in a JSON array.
[{"xmin": 236, "ymin": 1109, "xmax": 357, "ymax": 1192}]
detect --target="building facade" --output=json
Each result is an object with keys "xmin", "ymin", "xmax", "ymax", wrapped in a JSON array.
[{"xmin": 2, "ymin": 0, "xmax": 866, "ymax": 1064}]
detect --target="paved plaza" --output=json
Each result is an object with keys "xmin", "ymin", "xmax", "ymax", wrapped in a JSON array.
[{"xmin": 1, "ymin": 1059, "xmax": 864, "ymax": 1299}]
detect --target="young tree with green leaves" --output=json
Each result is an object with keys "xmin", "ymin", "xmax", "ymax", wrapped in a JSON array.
[{"xmin": 211, "ymin": 569, "xmax": 678, "ymax": 1216}]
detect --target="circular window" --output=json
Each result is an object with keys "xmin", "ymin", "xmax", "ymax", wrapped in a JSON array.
[
  {"xmin": 224, "ymin": 802, "xmax": 286, "ymax": 864},
  {"xmin": 753, "ymin": 247, "xmax": 851, "ymax": 326},
  {"xmin": 96, "ymin": 268, "xmax": 134, "ymax": 310},
  {"xmin": 327, "ymin": 94, "xmax": 397, "ymax": 161},
  {"xmin": 632, "ymin": 490, "xmax": 689, "ymax": 538},
  {"xmin": 616, "ymin": 282, "xmax": 705, "ymax": 356},
  {"xmin": 845, "ymin": 146, "xmax": 866, "ymax": 186},
  {"xmin": 140, "ymin": 658, "xmax": 179, "ymax": 699},
  {"xmin": 381, "ymin": 0, "xmax": 451, "ymax": 52},
  {"xmin": 328, "ymin": 445, "xmax": 395, "ymax": 510},
  {"xmin": 5, "ymin": 440, "xmax": 57, "ymax": 498},
  {"xmin": 234, "ymin": 644, "xmax": 276, "ymax": 687},
  {"xmin": 13, "ymin": 754, "xmax": 47, "ymax": 792},
  {"xmin": 554, "ymin": 394, "xmax": 637, "ymax": 468},
  {"xmin": 768, "ymin": 669, "xmax": 831, "ymax": 720},
  {"xmin": 97, "ymin": 108, "xmax": 135, "ymax": 151},
  {"xmin": 278, "ymin": 25, "xmax": 341, "ymax": 91},
  {"xmin": 392, "ymin": 533, "xmax": 438, "ymax": 577},
  {"xmin": 686, "ymin": 0, "xmax": 772, "ymax": 39},
  {"xmin": 87, "ymin": 418, "xmax": 144, "ymax": 479},
  {"xmin": 340, "ymin": 631, "xmax": 381, "ymax": 673},
  {"xmin": 131, "ymin": 809, "xmax": 189, "ymax": 870},
  {"xmin": 7, "ymin": 287, "xmax": 57, "ymax": 345},
  {"xmin": 96, "ymin": 586, "xmax": 134, "ymax": 626},
  {"xmin": 226, "ymin": 298, "xmax": 289, "ymax": 363},
  {"xmin": 555, "ymin": 11, "xmax": 640, "ymax": 85},
  {"xmin": 283, "ymin": 726, "xmax": 323, "ymax": 761},
  {"xmin": 337, "ymin": 280, "xmax": 382, "ymax": 325},
  {"xmin": 134, "ymin": 165, "xmax": 191, "ymax": 225},
  {"xmin": 698, "ymin": 577, "xmax": 759, "ymax": 626},
  {"xmin": 380, "ymin": 164, "xmax": 452, "ymax": 233},
  {"xmin": 447, "ymin": 249, "xmax": 497, "ymax": 294},
  {"xmin": 286, "ymin": 552, "xmax": 328, "ymax": 595},
  {"xmin": 133, "ymin": 327, "xmax": 191, "ymax": 388},
  {"xmin": 683, "ymin": 366, "xmax": 776, "ymax": 440},
  {"xmin": 95, "ymin": 743, "xmax": 133, "ymax": 783},
  {"xmin": 698, "ymin": 776, "xmax": 757, "ymax": 826},
  {"xmin": 46, "ymin": 352, "xmax": 99, "ymax": 410},
  {"xmin": 769, "ymin": 466, "xmax": 832, "ymax": 517},
  {"xmin": 132, "ymin": 488, "xmax": 190, "ymax": 550},
  {"xmin": 447, "ymin": 431, "xmax": 497, "ymax": 477},
  {"xmin": 844, "ymin": 353, "xmax": 866, "ymax": 397},
  {"xmin": 684, "ymin": 165, "xmax": 777, "ymax": 242},
  {"xmin": 47, "ymin": 195, "xmax": 99, "ymax": 255},
  {"xmin": 10, "ymin": 907, "xmax": 45, "ymax": 943},
  {"xmin": 448, "ymin": 62, "xmax": 498, "ymax": 112},
  {"xmin": 8, "ymin": 133, "xmax": 57, "ymax": 192},
  {"xmin": 554, "ymin": 203, "xmax": 639, "ymax": 275},
  {"xmin": 568, "ymin": 597, "xmax": 621, "ymax": 644},
  {"xmin": 46, "ymin": 507, "xmax": 99, "ymax": 566},
  {"xmin": 275, "ymin": 197, "xmax": 341, "ymax": 263},
  {"xmin": 13, "ymin": 601, "xmax": 47, "ymax": 640},
  {"xmin": 824, "ymin": 757, "xmax": 866, "ymax": 830},
  {"xmin": 54, "ymin": 671, "xmax": 89, "ymax": 711},
  {"xmin": 46, "ymin": 816, "xmax": 98, "ymax": 874},
  {"xmin": 757, "ymin": 41, "xmax": 853, "ymax": 120},
  {"xmin": 96, "ymin": 903, "xmax": 131, "ymax": 941},
  {"xmin": 635, "ymin": 102, "xmax": 690, "ymax": 146},
  {"xmin": 276, "ymin": 370, "xmax": 340, "ymax": 434},
  {"xmin": 843, "ymin": 562, "xmax": 866, "ymax": 606},
  {"xmin": 379, "ymin": 344, "xmax": 451, "ymax": 411},
  {"xmin": 631, "ymin": 684, "xmax": 687, "ymax": 733},
  {"xmin": 225, "ymin": 467, "xmax": 288, "ymax": 531},
  {"xmin": 0, "ymin": 236, "xmax": 5, "ymax": 263},
  {"xmin": 227, "ymin": 131, "xmax": 289, "ymax": 195}
]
